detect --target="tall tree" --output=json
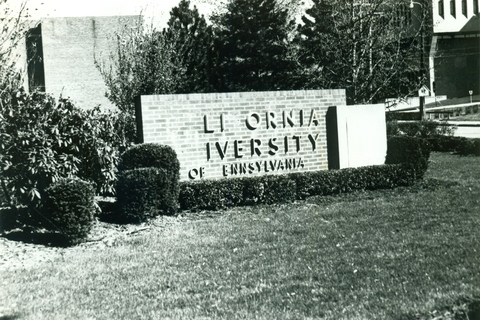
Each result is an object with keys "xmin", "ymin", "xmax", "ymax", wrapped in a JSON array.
[
  {"xmin": 297, "ymin": 0, "xmax": 427, "ymax": 104},
  {"xmin": 293, "ymin": 0, "xmax": 339, "ymax": 89},
  {"xmin": 95, "ymin": 19, "xmax": 187, "ymax": 115},
  {"xmin": 213, "ymin": 0, "xmax": 297, "ymax": 92},
  {"xmin": 166, "ymin": 0, "xmax": 216, "ymax": 93},
  {"xmin": 0, "ymin": 0, "xmax": 31, "ymax": 98}
]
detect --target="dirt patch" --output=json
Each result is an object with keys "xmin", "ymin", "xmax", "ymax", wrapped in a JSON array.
[{"xmin": 0, "ymin": 215, "xmax": 180, "ymax": 271}]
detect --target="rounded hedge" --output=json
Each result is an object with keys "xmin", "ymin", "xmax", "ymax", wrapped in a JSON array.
[
  {"xmin": 385, "ymin": 136, "xmax": 431, "ymax": 179},
  {"xmin": 40, "ymin": 178, "xmax": 95, "ymax": 245},
  {"xmin": 116, "ymin": 167, "xmax": 179, "ymax": 222},
  {"xmin": 427, "ymin": 136, "xmax": 480, "ymax": 156},
  {"xmin": 115, "ymin": 143, "xmax": 180, "ymax": 222},
  {"xmin": 178, "ymin": 163, "xmax": 418, "ymax": 212},
  {"xmin": 118, "ymin": 143, "xmax": 180, "ymax": 174}
]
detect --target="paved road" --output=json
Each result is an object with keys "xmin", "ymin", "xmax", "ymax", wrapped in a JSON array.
[
  {"xmin": 454, "ymin": 126, "xmax": 480, "ymax": 138},
  {"xmin": 449, "ymin": 122, "xmax": 480, "ymax": 139}
]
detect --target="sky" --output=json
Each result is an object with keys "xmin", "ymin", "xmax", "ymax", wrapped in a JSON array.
[
  {"xmin": 22, "ymin": 0, "xmax": 216, "ymax": 27},
  {"xmin": 14, "ymin": 0, "xmax": 312, "ymax": 28}
]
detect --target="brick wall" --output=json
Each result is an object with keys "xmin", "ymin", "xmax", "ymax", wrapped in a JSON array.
[{"xmin": 137, "ymin": 90, "xmax": 346, "ymax": 181}]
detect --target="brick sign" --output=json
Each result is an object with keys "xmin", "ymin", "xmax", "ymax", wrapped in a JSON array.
[{"xmin": 136, "ymin": 90, "xmax": 346, "ymax": 181}]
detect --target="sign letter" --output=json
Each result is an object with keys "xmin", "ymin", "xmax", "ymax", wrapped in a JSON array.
[{"xmin": 246, "ymin": 112, "xmax": 261, "ymax": 130}]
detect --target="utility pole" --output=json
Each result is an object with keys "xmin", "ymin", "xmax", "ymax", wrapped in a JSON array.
[
  {"xmin": 419, "ymin": 0, "xmax": 426, "ymax": 120},
  {"xmin": 410, "ymin": 0, "xmax": 426, "ymax": 120}
]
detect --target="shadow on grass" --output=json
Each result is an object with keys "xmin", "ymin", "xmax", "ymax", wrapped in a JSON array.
[
  {"xmin": 0, "ymin": 207, "xmax": 26, "ymax": 234},
  {"xmin": 96, "ymin": 198, "xmax": 121, "ymax": 224},
  {"xmin": 399, "ymin": 298, "xmax": 480, "ymax": 320},
  {"xmin": 469, "ymin": 300, "xmax": 480, "ymax": 320},
  {"xmin": 0, "ymin": 208, "xmax": 68, "ymax": 246},
  {"xmin": 2, "ymin": 229, "xmax": 70, "ymax": 247},
  {"xmin": 96, "ymin": 199, "xmax": 147, "ymax": 225},
  {"xmin": 1, "ymin": 206, "xmax": 70, "ymax": 247},
  {"xmin": 0, "ymin": 315, "xmax": 21, "ymax": 320}
]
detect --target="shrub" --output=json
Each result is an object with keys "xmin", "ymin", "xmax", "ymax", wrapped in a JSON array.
[
  {"xmin": 426, "ymin": 136, "xmax": 480, "ymax": 156},
  {"xmin": 116, "ymin": 167, "xmax": 179, "ymax": 222},
  {"xmin": 118, "ymin": 143, "xmax": 180, "ymax": 173},
  {"xmin": 0, "ymin": 91, "xmax": 123, "ymax": 209},
  {"xmin": 289, "ymin": 171, "xmax": 327, "ymax": 200},
  {"xmin": 115, "ymin": 143, "xmax": 180, "ymax": 222},
  {"xmin": 242, "ymin": 175, "xmax": 297, "ymax": 206},
  {"xmin": 387, "ymin": 120, "xmax": 479, "ymax": 156},
  {"xmin": 179, "ymin": 174, "xmax": 298, "ymax": 211},
  {"xmin": 291, "ymin": 165, "xmax": 415, "ymax": 201},
  {"xmin": 456, "ymin": 138, "xmax": 480, "ymax": 156},
  {"xmin": 426, "ymin": 135, "xmax": 463, "ymax": 153},
  {"xmin": 77, "ymin": 107, "xmax": 133, "ymax": 195},
  {"xmin": 179, "ymin": 163, "xmax": 417, "ymax": 212},
  {"xmin": 40, "ymin": 178, "xmax": 95, "ymax": 245},
  {"xmin": 256, "ymin": 175, "xmax": 297, "ymax": 205},
  {"xmin": 385, "ymin": 136, "xmax": 431, "ymax": 179},
  {"xmin": 179, "ymin": 179, "xmax": 237, "ymax": 211},
  {"xmin": 386, "ymin": 120, "xmax": 455, "ymax": 138}
]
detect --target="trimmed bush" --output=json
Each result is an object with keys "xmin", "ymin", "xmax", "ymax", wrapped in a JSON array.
[
  {"xmin": 289, "ymin": 171, "xmax": 330, "ymax": 200},
  {"xmin": 179, "ymin": 179, "xmax": 243, "ymax": 211},
  {"xmin": 426, "ymin": 135, "xmax": 463, "ymax": 153},
  {"xmin": 118, "ymin": 143, "xmax": 180, "ymax": 173},
  {"xmin": 40, "ymin": 178, "xmax": 95, "ymax": 245},
  {"xmin": 179, "ymin": 163, "xmax": 417, "ymax": 212},
  {"xmin": 244, "ymin": 175, "xmax": 297, "ymax": 206},
  {"xmin": 179, "ymin": 174, "xmax": 298, "ymax": 211},
  {"xmin": 115, "ymin": 143, "xmax": 180, "ymax": 222},
  {"xmin": 291, "ymin": 165, "xmax": 415, "ymax": 200},
  {"xmin": 387, "ymin": 120, "xmax": 479, "ymax": 156},
  {"xmin": 427, "ymin": 136, "xmax": 480, "ymax": 156},
  {"xmin": 456, "ymin": 138, "xmax": 480, "ymax": 156},
  {"xmin": 386, "ymin": 136, "xmax": 431, "ymax": 179},
  {"xmin": 116, "ymin": 168, "xmax": 178, "ymax": 222},
  {"xmin": 386, "ymin": 120, "xmax": 455, "ymax": 138}
]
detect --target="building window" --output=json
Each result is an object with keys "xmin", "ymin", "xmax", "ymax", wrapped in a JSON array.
[
  {"xmin": 450, "ymin": 0, "xmax": 456, "ymax": 17},
  {"xmin": 439, "ymin": 0, "xmax": 444, "ymax": 17},
  {"xmin": 462, "ymin": 0, "xmax": 467, "ymax": 15},
  {"xmin": 474, "ymin": 0, "xmax": 479, "ymax": 14},
  {"xmin": 26, "ymin": 24, "xmax": 45, "ymax": 92}
]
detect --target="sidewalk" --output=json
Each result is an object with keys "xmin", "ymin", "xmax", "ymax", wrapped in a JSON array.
[{"xmin": 447, "ymin": 121, "xmax": 480, "ymax": 127}]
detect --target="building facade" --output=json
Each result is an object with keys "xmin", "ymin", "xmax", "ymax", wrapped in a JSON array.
[
  {"xmin": 429, "ymin": 0, "xmax": 480, "ymax": 98},
  {"xmin": 23, "ymin": 15, "xmax": 141, "ymax": 109}
]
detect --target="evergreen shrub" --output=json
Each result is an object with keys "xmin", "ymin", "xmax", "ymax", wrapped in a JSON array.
[
  {"xmin": 385, "ymin": 136, "xmax": 431, "ymax": 179},
  {"xmin": 245, "ymin": 175, "xmax": 297, "ymax": 205},
  {"xmin": 40, "ymin": 178, "xmax": 95, "ymax": 245},
  {"xmin": 118, "ymin": 143, "xmax": 180, "ymax": 173},
  {"xmin": 180, "ymin": 179, "xmax": 243, "ymax": 211},
  {"xmin": 456, "ymin": 138, "xmax": 480, "ymax": 156},
  {"xmin": 427, "ymin": 136, "xmax": 480, "ymax": 156},
  {"xmin": 179, "ymin": 164, "xmax": 416, "ymax": 212},
  {"xmin": 387, "ymin": 120, "xmax": 479, "ymax": 156},
  {"xmin": 291, "ymin": 165, "xmax": 415, "ymax": 201},
  {"xmin": 116, "ymin": 168, "xmax": 179, "ymax": 222},
  {"xmin": 386, "ymin": 120, "xmax": 455, "ymax": 138},
  {"xmin": 115, "ymin": 143, "xmax": 180, "ymax": 222}
]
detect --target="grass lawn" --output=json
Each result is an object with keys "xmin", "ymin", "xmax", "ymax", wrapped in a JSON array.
[{"xmin": 1, "ymin": 153, "xmax": 479, "ymax": 319}]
